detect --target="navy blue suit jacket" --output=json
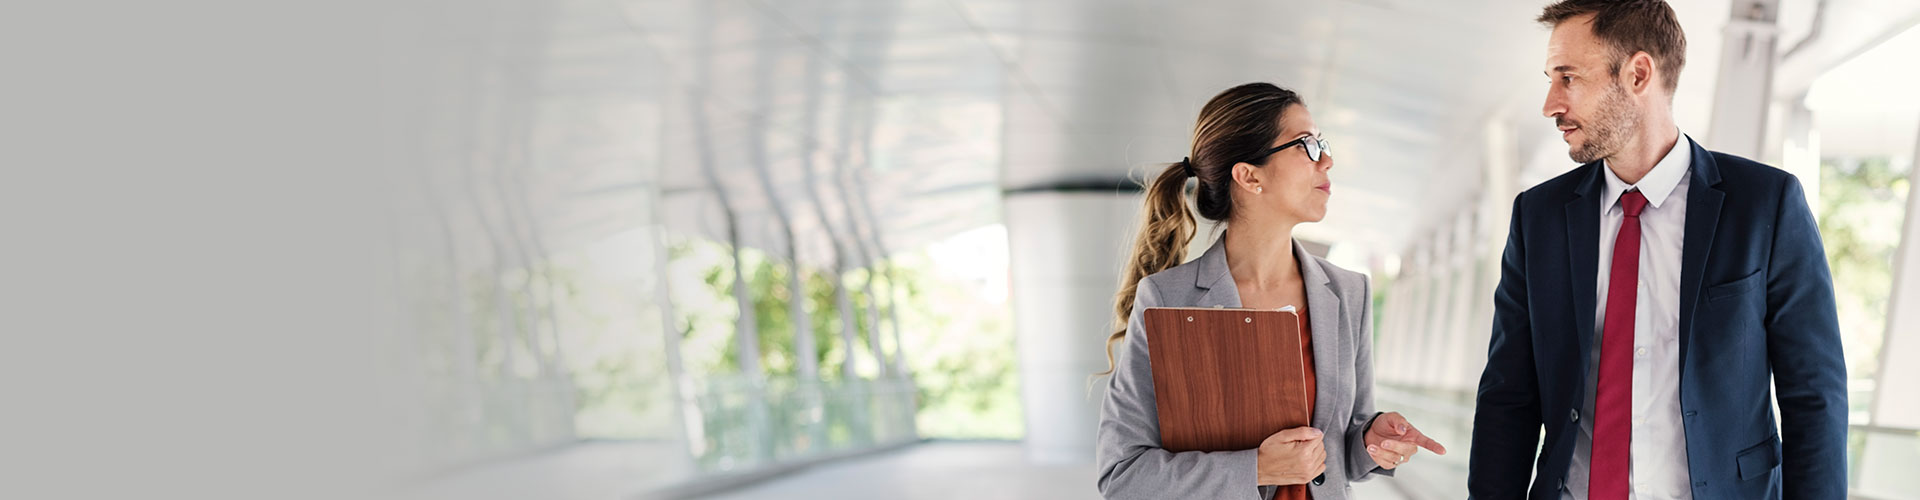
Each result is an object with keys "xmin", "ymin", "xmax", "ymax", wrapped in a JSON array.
[{"xmin": 1467, "ymin": 140, "xmax": 1848, "ymax": 499}]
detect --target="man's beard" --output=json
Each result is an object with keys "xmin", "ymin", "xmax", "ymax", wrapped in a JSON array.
[{"xmin": 1564, "ymin": 82, "xmax": 1639, "ymax": 164}]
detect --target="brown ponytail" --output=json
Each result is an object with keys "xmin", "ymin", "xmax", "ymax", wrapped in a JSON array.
[{"xmin": 1100, "ymin": 83, "xmax": 1302, "ymax": 375}]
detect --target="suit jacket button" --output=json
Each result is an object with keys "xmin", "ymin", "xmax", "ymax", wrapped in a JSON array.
[
  {"xmin": 1312, "ymin": 474, "xmax": 1325, "ymax": 486},
  {"xmin": 1570, "ymin": 409, "xmax": 1579, "ymax": 422}
]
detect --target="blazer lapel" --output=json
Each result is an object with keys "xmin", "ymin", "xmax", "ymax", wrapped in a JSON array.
[
  {"xmin": 1565, "ymin": 163, "xmax": 1604, "ymax": 371},
  {"xmin": 1192, "ymin": 236, "xmax": 1241, "ymax": 308},
  {"xmin": 1677, "ymin": 138, "xmax": 1725, "ymax": 381},
  {"xmin": 1297, "ymin": 242, "xmax": 1343, "ymax": 432}
]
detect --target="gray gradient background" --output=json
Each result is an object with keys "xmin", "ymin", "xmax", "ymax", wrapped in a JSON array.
[{"xmin": 6, "ymin": 2, "xmax": 421, "ymax": 499}]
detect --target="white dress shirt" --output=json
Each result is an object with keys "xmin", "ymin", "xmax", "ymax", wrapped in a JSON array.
[{"xmin": 1562, "ymin": 132, "xmax": 1695, "ymax": 500}]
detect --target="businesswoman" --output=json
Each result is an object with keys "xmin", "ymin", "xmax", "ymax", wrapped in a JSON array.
[{"xmin": 1095, "ymin": 83, "xmax": 1446, "ymax": 500}]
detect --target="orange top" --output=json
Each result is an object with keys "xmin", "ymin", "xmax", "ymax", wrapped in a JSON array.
[{"xmin": 1273, "ymin": 310, "xmax": 1317, "ymax": 500}]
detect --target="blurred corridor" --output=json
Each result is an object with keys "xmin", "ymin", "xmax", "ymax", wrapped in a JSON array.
[
  {"xmin": 10, "ymin": 0, "xmax": 1920, "ymax": 499},
  {"xmin": 356, "ymin": 0, "xmax": 1920, "ymax": 497}
]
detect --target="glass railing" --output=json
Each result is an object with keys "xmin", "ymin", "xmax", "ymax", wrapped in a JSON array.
[
  {"xmin": 1373, "ymin": 383, "xmax": 1474, "ymax": 499},
  {"xmin": 1377, "ymin": 382, "xmax": 1920, "ymax": 500},
  {"xmin": 680, "ymin": 374, "xmax": 920, "ymax": 475},
  {"xmin": 1850, "ymin": 424, "xmax": 1920, "ymax": 499}
]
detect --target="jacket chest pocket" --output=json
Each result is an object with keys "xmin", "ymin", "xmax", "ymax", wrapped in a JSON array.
[
  {"xmin": 1699, "ymin": 269, "xmax": 1765, "ymax": 344},
  {"xmin": 1705, "ymin": 269, "xmax": 1762, "ymax": 303}
]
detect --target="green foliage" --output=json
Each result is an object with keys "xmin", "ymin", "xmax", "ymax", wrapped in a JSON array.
[
  {"xmin": 804, "ymin": 268, "xmax": 845, "ymax": 378},
  {"xmin": 666, "ymin": 235, "xmax": 1020, "ymax": 442},
  {"xmin": 886, "ymin": 252, "xmax": 1020, "ymax": 439},
  {"xmin": 1816, "ymin": 157, "xmax": 1909, "ymax": 390},
  {"xmin": 747, "ymin": 253, "xmax": 796, "ymax": 377}
]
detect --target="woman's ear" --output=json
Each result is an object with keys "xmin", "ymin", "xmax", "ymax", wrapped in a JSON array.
[{"xmin": 1231, "ymin": 161, "xmax": 1261, "ymax": 195}]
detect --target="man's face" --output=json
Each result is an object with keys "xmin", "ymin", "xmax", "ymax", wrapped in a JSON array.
[{"xmin": 1542, "ymin": 14, "xmax": 1639, "ymax": 164}]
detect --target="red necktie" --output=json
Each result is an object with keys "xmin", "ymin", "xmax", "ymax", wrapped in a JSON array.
[{"xmin": 1591, "ymin": 190, "xmax": 1647, "ymax": 499}]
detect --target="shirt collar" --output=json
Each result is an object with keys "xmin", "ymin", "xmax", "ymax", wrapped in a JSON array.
[{"xmin": 1602, "ymin": 130, "xmax": 1691, "ymax": 210}]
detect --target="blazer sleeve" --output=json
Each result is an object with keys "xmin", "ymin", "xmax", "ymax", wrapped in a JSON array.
[
  {"xmin": 1764, "ymin": 177, "xmax": 1848, "ymax": 499},
  {"xmin": 1343, "ymin": 277, "xmax": 1393, "ymax": 482},
  {"xmin": 1096, "ymin": 277, "xmax": 1265, "ymax": 500},
  {"xmin": 1469, "ymin": 193, "xmax": 1544, "ymax": 500}
]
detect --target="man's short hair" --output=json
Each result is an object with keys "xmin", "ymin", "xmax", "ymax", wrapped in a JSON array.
[{"xmin": 1538, "ymin": 0, "xmax": 1687, "ymax": 93}]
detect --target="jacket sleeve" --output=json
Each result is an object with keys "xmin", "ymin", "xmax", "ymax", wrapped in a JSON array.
[
  {"xmin": 1764, "ymin": 177, "xmax": 1848, "ymax": 499},
  {"xmin": 1343, "ymin": 277, "xmax": 1392, "ymax": 482},
  {"xmin": 1096, "ymin": 277, "xmax": 1265, "ymax": 500},
  {"xmin": 1469, "ymin": 193, "xmax": 1544, "ymax": 500}
]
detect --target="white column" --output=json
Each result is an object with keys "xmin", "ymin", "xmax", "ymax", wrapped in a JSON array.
[
  {"xmin": 1397, "ymin": 246, "xmax": 1428, "ymax": 387},
  {"xmin": 1434, "ymin": 232, "xmax": 1458, "ymax": 389},
  {"xmin": 1871, "ymin": 118, "xmax": 1920, "ymax": 428},
  {"xmin": 1390, "ymin": 265, "xmax": 1420, "ymax": 386},
  {"xmin": 1778, "ymin": 96, "xmax": 1822, "ymax": 214},
  {"xmin": 1468, "ymin": 120, "xmax": 1520, "ymax": 388},
  {"xmin": 1706, "ymin": 0, "xmax": 1781, "ymax": 159},
  {"xmin": 1442, "ymin": 212, "xmax": 1480, "ymax": 390},
  {"xmin": 1432, "ymin": 231, "xmax": 1461, "ymax": 387},
  {"xmin": 1394, "ymin": 266, "xmax": 1423, "ymax": 385},
  {"xmin": 1005, "ymin": 190, "xmax": 1142, "ymax": 464},
  {"xmin": 1393, "ymin": 241, "xmax": 1425, "ymax": 386},
  {"xmin": 1404, "ymin": 236, "xmax": 1443, "ymax": 387},
  {"xmin": 652, "ymin": 208, "xmax": 700, "ymax": 473}
]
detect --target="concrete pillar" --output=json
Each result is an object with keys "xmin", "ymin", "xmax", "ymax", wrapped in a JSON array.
[
  {"xmin": 1379, "ymin": 266, "xmax": 1415, "ymax": 385},
  {"xmin": 1706, "ymin": 0, "xmax": 1782, "ymax": 159},
  {"xmin": 1871, "ymin": 117, "xmax": 1920, "ymax": 428},
  {"xmin": 1389, "ymin": 242, "xmax": 1425, "ymax": 386},
  {"xmin": 1391, "ymin": 268, "xmax": 1420, "ymax": 385},
  {"xmin": 689, "ymin": 84, "xmax": 773, "ymax": 462},
  {"xmin": 1404, "ymin": 236, "xmax": 1442, "ymax": 387},
  {"xmin": 1432, "ymin": 216, "xmax": 1458, "ymax": 390},
  {"xmin": 652, "ymin": 199, "xmax": 700, "ymax": 471},
  {"xmin": 1442, "ymin": 212, "xmax": 1480, "ymax": 390},
  {"xmin": 1778, "ymin": 95, "xmax": 1822, "ymax": 214},
  {"xmin": 1468, "ymin": 120, "xmax": 1520, "ymax": 389},
  {"xmin": 1006, "ymin": 190, "xmax": 1141, "ymax": 464},
  {"xmin": 1379, "ymin": 251, "xmax": 1411, "ymax": 386}
]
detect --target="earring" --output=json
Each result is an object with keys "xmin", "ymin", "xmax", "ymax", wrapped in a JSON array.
[{"xmin": 1256, "ymin": 186, "xmax": 1264, "ymax": 194}]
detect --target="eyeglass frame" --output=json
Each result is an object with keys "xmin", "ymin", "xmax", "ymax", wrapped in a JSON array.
[{"xmin": 1247, "ymin": 135, "xmax": 1330, "ymax": 164}]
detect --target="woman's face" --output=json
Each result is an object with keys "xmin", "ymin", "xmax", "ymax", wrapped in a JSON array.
[{"xmin": 1235, "ymin": 104, "xmax": 1334, "ymax": 225}]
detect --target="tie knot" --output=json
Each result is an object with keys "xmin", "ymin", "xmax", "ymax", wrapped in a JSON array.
[{"xmin": 1620, "ymin": 190, "xmax": 1649, "ymax": 217}]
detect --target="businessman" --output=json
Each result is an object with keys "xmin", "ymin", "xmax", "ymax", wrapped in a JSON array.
[{"xmin": 1468, "ymin": 1, "xmax": 1847, "ymax": 499}]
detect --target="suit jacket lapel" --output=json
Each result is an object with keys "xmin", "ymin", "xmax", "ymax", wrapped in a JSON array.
[
  {"xmin": 1193, "ymin": 236, "xmax": 1241, "ymax": 308},
  {"xmin": 1565, "ymin": 163, "xmax": 1604, "ymax": 370},
  {"xmin": 1677, "ymin": 138, "xmax": 1724, "ymax": 381},
  {"xmin": 1297, "ymin": 242, "xmax": 1342, "ymax": 432}
]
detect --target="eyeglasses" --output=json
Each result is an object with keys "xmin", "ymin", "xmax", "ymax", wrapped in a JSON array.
[{"xmin": 1249, "ymin": 135, "xmax": 1330, "ymax": 163}]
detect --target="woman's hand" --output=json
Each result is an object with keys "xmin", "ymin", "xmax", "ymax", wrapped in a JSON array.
[
  {"xmin": 1256, "ymin": 426, "xmax": 1326, "ymax": 485},
  {"xmin": 1363, "ymin": 411, "xmax": 1447, "ymax": 470}
]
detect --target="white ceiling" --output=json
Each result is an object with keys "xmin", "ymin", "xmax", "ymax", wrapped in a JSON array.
[{"xmin": 504, "ymin": 0, "xmax": 1914, "ymax": 268}]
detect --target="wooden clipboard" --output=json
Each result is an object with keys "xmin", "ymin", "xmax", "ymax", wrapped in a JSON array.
[{"xmin": 1142, "ymin": 306, "xmax": 1311, "ymax": 453}]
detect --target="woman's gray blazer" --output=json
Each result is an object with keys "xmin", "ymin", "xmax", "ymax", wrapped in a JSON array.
[{"xmin": 1096, "ymin": 236, "xmax": 1390, "ymax": 500}]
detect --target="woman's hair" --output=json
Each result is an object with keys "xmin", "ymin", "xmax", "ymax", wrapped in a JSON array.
[{"xmin": 1100, "ymin": 82, "xmax": 1302, "ymax": 375}]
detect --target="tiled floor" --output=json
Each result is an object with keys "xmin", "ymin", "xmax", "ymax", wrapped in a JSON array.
[
  {"xmin": 690, "ymin": 441, "xmax": 1412, "ymax": 500},
  {"xmin": 397, "ymin": 440, "xmax": 691, "ymax": 500}
]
